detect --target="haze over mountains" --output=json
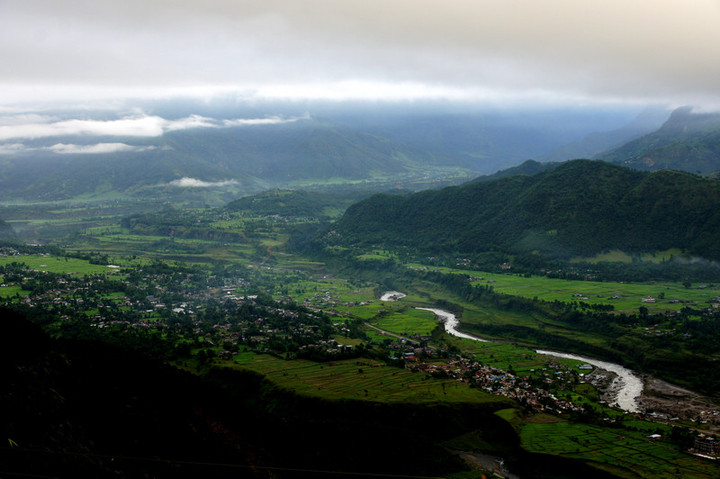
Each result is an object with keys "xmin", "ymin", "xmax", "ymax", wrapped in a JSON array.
[
  {"xmin": 599, "ymin": 106, "xmax": 720, "ymax": 174},
  {"xmin": 2, "ymin": 101, "xmax": 720, "ymax": 205}
]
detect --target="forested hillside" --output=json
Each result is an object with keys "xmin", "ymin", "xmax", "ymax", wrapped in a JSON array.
[
  {"xmin": 328, "ymin": 160, "xmax": 720, "ymax": 260},
  {"xmin": 599, "ymin": 107, "xmax": 720, "ymax": 174}
]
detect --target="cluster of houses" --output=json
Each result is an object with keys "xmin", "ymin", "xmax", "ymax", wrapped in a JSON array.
[
  {"xmin": 1, "ymin": 261, "xmax": 358, "ymax": 361},
  {"xmin": 408, "ymin": 358, "xmax": 584, "ymax": 415},
  {"xmin": 691, "ymin": 434, "xmax": 720, "ymax": 459}
]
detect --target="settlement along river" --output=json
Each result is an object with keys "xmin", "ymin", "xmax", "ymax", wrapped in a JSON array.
[{"xmin": 380, "ymin": 292, "xmax": 643, "ymax": 413}]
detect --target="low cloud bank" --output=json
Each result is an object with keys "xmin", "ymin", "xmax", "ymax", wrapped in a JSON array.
[
  {"xmin": 222, "ymin": 113, "xmax": 310, "ymax": 127},
  {"xmin": 0, "ymin": 113, "xmax": 310, "ymax": 141},
  {"xmin": 168, "ymin": 177, "xmax": 239, "ymax": 188},
  {"xmin": 48, "ymin": 143, "xmax": 157, "ymax": 154},
  {"xmin": 0, "ymin": 142, "xmax": 160, "ymax": 155}
]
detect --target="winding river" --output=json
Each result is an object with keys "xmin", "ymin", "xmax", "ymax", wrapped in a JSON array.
[
  {"xmin": 534, "ymin": 350, "xmax": 642, "ymax": 413},
  {"xmin": 381, "ymin": 292, "xmax": 643, "ymax": 413},
  {"xmin": 416, "ymin": 307, "xmax": 489, "ymax": 342}
]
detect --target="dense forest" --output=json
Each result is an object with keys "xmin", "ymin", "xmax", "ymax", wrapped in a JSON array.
[{"xmin": 328, "ymin": 160, "xmax": 720, "ymax": 260}]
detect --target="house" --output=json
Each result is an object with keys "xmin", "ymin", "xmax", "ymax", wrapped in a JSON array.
[{"xmin": 694, "ymin": 434, "xmax": 720, "ymax": 456}]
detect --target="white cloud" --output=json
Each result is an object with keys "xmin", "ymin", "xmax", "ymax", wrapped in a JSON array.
[
  {"xmin": 0, "ymin": 113, "xmax": 307, "ymax": 141},
  {"xmin": 222, "ymin": 113, "xmax": 310, "ymax": 126},
  {"xmin": 46, "ymin": 143, "xmax": 157, "ymax": 154},
  {"xmin": 0, "ymin": 141, "xmax": 161, "ymax": 155},
  {"xmin": 168, "ymin": 177, "xmax": 239, "ymax": 188},
  {"xmin": 163, "ymin": 114, "xmax": 217, "ymax": 132}
]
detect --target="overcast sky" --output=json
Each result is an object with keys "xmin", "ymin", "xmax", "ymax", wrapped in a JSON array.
[{"xmin": 1, "ymin": 0, "xmax": 719, "ymax": 108}]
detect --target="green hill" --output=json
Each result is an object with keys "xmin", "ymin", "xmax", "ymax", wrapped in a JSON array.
[{"xmin": 329, "ymin": 160, "xmax": 720, "ymax": 260}]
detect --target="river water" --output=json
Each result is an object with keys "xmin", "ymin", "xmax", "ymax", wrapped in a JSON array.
[
  {"xmin": 379, "ymin": 291, "xmax": 407, "ymax": 301},
  {"xmin": 416, "ymin": 307, "xmax": 489, "ymax": 342},
  {"xmin": 535, "ymin": 350, "xmax": 642, "ymax": 413},
  {"xmin": 381, "ymin": 292, "xmax": 643, "ymax": 413}
]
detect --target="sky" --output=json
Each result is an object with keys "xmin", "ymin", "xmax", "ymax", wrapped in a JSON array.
[{"xmin": 1, "ymin": 0, "xmax": 719, "ymax": 108}]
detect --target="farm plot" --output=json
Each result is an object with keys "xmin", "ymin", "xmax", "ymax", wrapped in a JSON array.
[
  {"xmin": 227, "ymin": 353, "xmax": 509, "ymax": 405},
  {"xmin": 409, "ymin": 264, "xmax": 718, "ymax": 313},
  {"xmin": 521, "ymin": 421, "xmax": 717, "ymax": 478},
  {"xmin": 0, "ymin": 255, "xmax": 114, "ymax": 276},
  {"xmin": 371, "ymin": 308, "xmax": 440, "ymax": 337}
]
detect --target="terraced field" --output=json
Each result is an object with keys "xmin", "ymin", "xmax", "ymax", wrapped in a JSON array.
[
  {"xmin": 521, "ymin": 421, "xmax": 716, "ymax": 478},
  {"xmin": 226, "ymin": 352, "xmax": 510, "ymax": 405}
]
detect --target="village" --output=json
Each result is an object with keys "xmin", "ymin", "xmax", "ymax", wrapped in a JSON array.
[
  {"xmin": 0, "ymin": 260, "xmax": 358, "ymax": 362},
  {"xmin": 407, "ymin": 357, "xmax": 585, "ymax": 415}
]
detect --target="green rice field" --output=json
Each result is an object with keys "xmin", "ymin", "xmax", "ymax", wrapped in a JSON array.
[{"xmin": 371, "ymin": 308, "xmax": 439, "ymax": 336}]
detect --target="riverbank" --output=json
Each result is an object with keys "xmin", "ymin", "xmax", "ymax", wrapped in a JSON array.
[
  {"xmin": 638, "ymin": 377, "xmax": 720, "ymax": 431},
  {"xmin": 536, "ymin": 349, "xmax": 643, "ymax": 413},
  {"xmin": 380, "ymin": 291, "xmax": 720, "ymax": 424}
]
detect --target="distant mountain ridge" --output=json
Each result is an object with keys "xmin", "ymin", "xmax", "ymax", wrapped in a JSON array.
[
  {"xmin": 541, "ymin": 107, "xmax": 670, "ymax": 163},
  {"xmin": 5, "ymin": 104, "xmax": 720, "ymax": 205},
  {"xmin": 328, "ymin": 160, "xmax": 720, "ymax": 260},
  {"xmin": 0, "ymin": 119, "xmax": 443, "ymax": 201},
  {"xmin": 599, "ymin": 106, "xmax": 720, "ymax": 174}
]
